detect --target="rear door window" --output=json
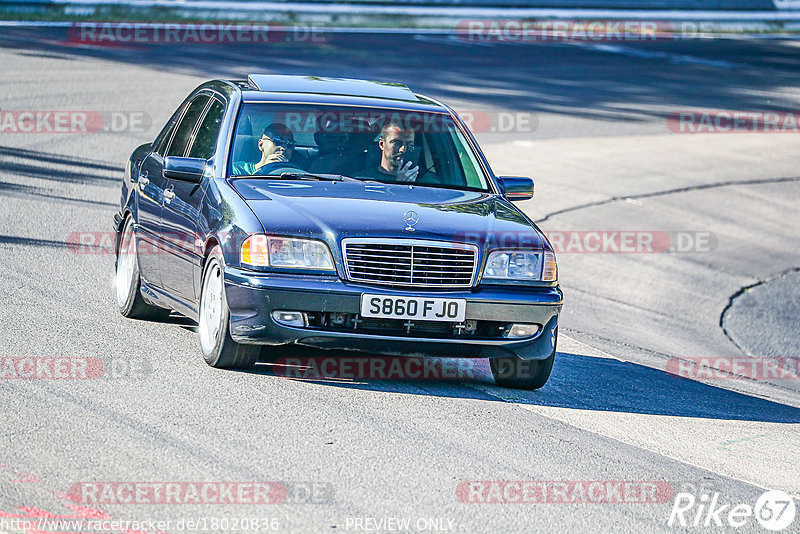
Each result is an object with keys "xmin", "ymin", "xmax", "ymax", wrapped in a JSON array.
[
  {"xmin": 167, "ymin": 95, "xmax": 210, "ymax": 157},
  {"xmin": 153, "ymin": 119, "xmax": 176, "ymax": 157},
  {"xmin": 188, "ymin": 99, "xmax": 225, "ymax": 159}
]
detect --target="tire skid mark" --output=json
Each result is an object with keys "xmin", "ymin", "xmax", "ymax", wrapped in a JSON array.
[
  {"xmin": 719, "ymin": 266, "xmax": 800, "ymax": 357},
  {"xmin": 536, "ymin": 175, "xmax": 800, "ymax": 224}
]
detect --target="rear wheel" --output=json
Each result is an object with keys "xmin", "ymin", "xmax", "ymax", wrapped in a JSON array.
[
  {"xmin": 116, "ymin": 217, "xmax": 171, "ymax": 320},
  {"xmin": 198, "ymin": 246, "xmax": 259, "ymax": 369},
  {"xmin": 490, "ymin": 330, "xmax": 557, "ymax": 390}
]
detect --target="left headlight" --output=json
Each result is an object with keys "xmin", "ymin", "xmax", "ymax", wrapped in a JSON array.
[
  {"xmin": 482, "ymin": 250, "xmax": 557, "ymax": 282},
  {"xmin": 241, "ymin": 235, "xmax": 335, "ymax": 271}
]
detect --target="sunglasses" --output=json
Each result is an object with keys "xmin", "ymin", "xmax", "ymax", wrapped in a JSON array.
[{"xmin": 263, "ymin": 135, "xmax": 296, "ymax": 149}]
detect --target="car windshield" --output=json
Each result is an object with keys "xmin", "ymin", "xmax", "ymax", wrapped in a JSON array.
[{"xmin": 228, "ymin": 103, "xmax": 491, "ymax": 192}]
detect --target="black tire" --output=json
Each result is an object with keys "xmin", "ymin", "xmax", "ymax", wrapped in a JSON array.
[
  {"xmin": 198, "ymin": 246, "xmax": 259, "ymax": 369},
  {"xmin": 115, "ymin": 216, "xmax": 172, "ymax": 321},
  {"xmin": 490, "ymin": 330, "xmax": 557, "ymax": 390}
]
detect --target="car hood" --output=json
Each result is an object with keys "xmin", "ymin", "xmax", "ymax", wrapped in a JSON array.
[{"xmin": 231, "ymin": 179, "xmax": 546, "ymax": 256}]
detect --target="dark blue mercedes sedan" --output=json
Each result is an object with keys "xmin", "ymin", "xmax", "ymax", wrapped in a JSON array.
[{"xmin": 114, "ymin": 75, "xmax": 562, "ymax": 389}]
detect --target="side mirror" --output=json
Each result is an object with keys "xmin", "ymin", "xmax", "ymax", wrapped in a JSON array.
[
  {"xmin": 163, "ymin": 156, "xmax": 206, "ymax": 183},
  {"xmin": 497, "ymin": 176, "xmax": 534, "ymax": 201}
]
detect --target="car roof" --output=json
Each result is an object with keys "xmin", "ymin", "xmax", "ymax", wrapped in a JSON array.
[{"xmin": 233, "ymin": 75, "xmax": 448, "ymax": 113}]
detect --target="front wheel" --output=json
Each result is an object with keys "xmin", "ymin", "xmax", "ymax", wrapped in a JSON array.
[
  {"xmin": 490, "ymin": 330, "xmax": 557, "ymax": 390},
  {"xmin": 115, "ymin": 216, "xmax": 171, "ymax": 320},
  {"xmin": 198, "ymin": 246, "xmax": 259, "ymax": 369}
]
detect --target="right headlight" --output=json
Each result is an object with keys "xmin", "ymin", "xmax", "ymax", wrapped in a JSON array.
[
  {"xmin": 240, "ymin": 235, "xmax": 335, "ymax": 271},
  {"xmin": 482, "ymin": 250, "xmax": 557, "ymax": 282}
]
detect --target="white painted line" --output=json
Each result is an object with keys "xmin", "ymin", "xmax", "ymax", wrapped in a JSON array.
[
  {"xmin": 775, "ymin": 0, "xmax": 800, "ymax": 9},
  {"xmin": 0, "ymin": 20, "xmax": 74, "ymax": 27},
  {"xmin": 472, "ymin": 381, "xmax": 800, "ymax": 497},
  {"xmin": 9, "ymin": 1, "xmax": 800, "ymax": 21},
  {"xmin": 561, "ymin": 333, "xmax": 626, "ymax": 361},
  {"xmin": 0, "ymin": 20, "xmax": 452, "ymax": 33},
  {"xmin": 2, "ymin": 20, "xmax": 800, "ymax": 41},
  {"xmin": 574, "ymin": 42, "xmax": 740, "ymax": 68},
  {"xmin": 466, "ymin": 334, "xmax": 800, "ymax": 497}
]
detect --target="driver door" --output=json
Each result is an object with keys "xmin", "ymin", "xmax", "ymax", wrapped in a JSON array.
[{"xmin": 158, "ymin": 94, "xmax": 210, "ymax": 305}]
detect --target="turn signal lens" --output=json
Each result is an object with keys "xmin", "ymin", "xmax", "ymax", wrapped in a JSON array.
[
  {"xmin": 542, "ymin": 251, "xmax": 557, "ymax": 282},
  {"xmin": 241, "ymin": 235, "xmax": 269, "ymax": 267}
]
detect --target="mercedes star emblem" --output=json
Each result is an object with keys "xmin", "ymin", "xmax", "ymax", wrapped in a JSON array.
[{"xmin": 403, "ymin": 210, "xmax": 419, "ymax": 231}]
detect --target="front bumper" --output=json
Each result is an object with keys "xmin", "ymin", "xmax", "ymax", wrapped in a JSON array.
[{"xmin": 224, "ymin": 267, "xmax": 562, "ymax": 360}]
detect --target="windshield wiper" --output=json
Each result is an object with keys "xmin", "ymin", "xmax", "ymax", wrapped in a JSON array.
[{"xmin": 263, "ymin": 172, "xmax": 360, "ymax": 182}]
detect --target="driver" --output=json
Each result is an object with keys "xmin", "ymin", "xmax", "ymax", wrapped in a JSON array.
[
  {"xmin": 359, "ymin": 120, "xmax": 419, "ymax": 183},
  {"xmin": 233, "ymin": 123, "xmax": 303, "ymax": 175}
]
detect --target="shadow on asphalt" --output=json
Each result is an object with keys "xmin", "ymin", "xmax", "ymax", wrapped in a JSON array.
[
  {"xmin": 0, "ymin": 180, "xmax": 118, "ymax": 207},
  {"xmin": 3, "ymin": 29, "xmax": 800, "ymax": 124},
  {"xmin": 0, "ymin": 234, "xmax": 68, "ymax": 248},
  {"xmin": 0, "ymin": 145, "xmax": 120, "ymax": 185},
  {"xmin": 0, "ymin": 146, "xmax": 122, "ymax": 173},
  {"xmin": 251, "ymin": 349, "xmax": 800, "ymax": 424}
]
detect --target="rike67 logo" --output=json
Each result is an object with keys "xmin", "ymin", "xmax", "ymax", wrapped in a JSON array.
[{"xmin": 668, "ymin": 489, "xmax": 796, "ymax": 531}]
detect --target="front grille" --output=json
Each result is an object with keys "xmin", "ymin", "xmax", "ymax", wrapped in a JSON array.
[{"xmin": 342, "ymin": 239, "xmax": 478, "ymax": 288}]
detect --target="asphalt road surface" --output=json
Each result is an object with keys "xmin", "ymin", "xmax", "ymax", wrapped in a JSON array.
[{"xmin": 1, "ymin": 27, "xmax": 799, "ymax": 533}]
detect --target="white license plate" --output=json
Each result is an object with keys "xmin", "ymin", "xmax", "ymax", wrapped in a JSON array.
[{"xmin": 360, "ymin": 294, "xmax": 466, "ymax": 322}]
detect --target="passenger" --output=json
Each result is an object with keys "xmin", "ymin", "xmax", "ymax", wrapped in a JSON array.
[
  {"xmin": 233, "ymin": 123, "xmax": 303, "ymax": 175},
  {"xmin": 308, "ymin": 114, "xmax": 351, "ymax": 174},
  {"xmin": 359, "ymin": 120, "xmax": 419, "ymax": 183}
]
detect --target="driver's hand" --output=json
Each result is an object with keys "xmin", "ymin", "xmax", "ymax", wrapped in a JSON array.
[
  {"xmin": 265, "ymin": 151, "xmax": 289, "ymax": 165},
  {"xmin": 396, "ymin": 161, "xmax": 419, "ymax": 183}
]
